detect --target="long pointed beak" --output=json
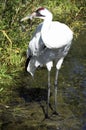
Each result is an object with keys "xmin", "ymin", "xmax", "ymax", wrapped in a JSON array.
[{"xmin": 20, "ymin": 12, "xmax": 36, "ymax": 22}]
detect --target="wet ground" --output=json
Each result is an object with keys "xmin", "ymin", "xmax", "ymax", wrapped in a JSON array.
[{"xmin": 0, "ymin": 30, "xmax": 86, "ymax": 130}]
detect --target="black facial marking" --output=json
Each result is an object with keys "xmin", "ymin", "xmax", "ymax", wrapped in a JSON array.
[{"xmin": 35, "ymin": 7, "xmax": 45, "ymax": 17}]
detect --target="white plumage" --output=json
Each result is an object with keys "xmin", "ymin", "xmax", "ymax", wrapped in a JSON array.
[{"xmin": 21, "ymin": 7, "xmax": 73, "ymax": 117}]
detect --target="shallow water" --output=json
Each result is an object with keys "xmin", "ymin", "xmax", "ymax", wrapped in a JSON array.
[{"xmin": 0, "ymin": 31, "xmax": 86, "ymax": 130}]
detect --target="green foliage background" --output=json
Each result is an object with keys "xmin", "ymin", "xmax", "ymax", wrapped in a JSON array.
[{"xmin": 0, "ymin": 0, "xmax": 85, "ymax": 90}]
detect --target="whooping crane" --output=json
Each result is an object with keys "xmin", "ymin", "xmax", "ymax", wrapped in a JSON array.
[{"xmin": 21, "ymin": 7, "xmax": 73, "ymax": 117}]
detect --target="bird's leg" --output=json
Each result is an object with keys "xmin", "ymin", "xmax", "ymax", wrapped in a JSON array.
[
  {"xmin": 53, "ymin": 58, "xmax": 64, "ymax": 115},
  {"xmin": 46, "ymin": 70, "xmax": 51, "ymax": 118},
  {"xmin": 45, "ymin": 61, "xmax": 53, "ymax": 118},
  {"xmin": 53, "ymin": 69, "xmax": 59, "ymax": 115}
]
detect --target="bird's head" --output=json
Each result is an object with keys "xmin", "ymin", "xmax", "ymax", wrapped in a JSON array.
[{"xmin": 21, "ymin": 7, "xmax": 52, "ymax": 22}]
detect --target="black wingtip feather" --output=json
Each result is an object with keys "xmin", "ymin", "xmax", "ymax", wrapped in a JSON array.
[{"xmin": 25, "ymin": 56, "xmax": 32, "ymax": 72}]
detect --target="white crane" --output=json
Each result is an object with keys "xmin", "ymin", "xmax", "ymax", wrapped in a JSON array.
[{"xmin": 21, "ymin": 7, "xmax": 73, "ymax": 118}]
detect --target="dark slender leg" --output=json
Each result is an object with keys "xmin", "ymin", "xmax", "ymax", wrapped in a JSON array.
[
  {"xmin": 53, "ymin": 58, "xmax": 64, "ymax": 115},
  {"xmin": 46, "ymin": 70, "xmax": 51, "ymax": 118},
  {"xmin": 54, "ymin": 69, "xmax": 59, "ymax": 114}
]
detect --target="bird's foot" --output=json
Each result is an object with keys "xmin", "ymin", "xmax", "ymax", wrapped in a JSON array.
[
  {"xmin": 45, "ymin": 113, "xmax": 50, "ymax": 119},
  {"xmin": 52, "ymin": 111, "xmax": 59, "ymax": 115}
]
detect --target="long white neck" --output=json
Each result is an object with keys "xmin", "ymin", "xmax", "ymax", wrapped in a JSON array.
[{"xmin": 41, "ymin": 12, "xmax": 53, "ymax": 41}]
